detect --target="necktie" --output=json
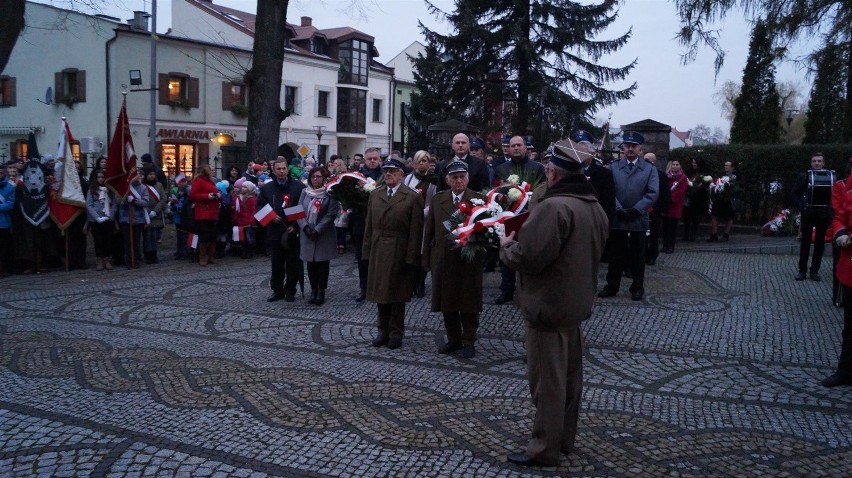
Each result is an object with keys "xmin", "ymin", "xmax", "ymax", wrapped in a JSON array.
[
  {"xmin": 388, "ymin": 188, "xmax": 394, "ymax": 198},
  {"xmin": 628, "ymin": 162, "xmax": 634, "ymax": 172},
  {"xmin": 453, "ymin": 195, "xmax": 460, "ymax": 205}
]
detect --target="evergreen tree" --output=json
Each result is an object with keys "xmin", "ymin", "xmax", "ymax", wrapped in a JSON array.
[
  {"xmin": 730, "ymin": 20, "xmax": 782, "ymax": 144},
  {"xmin": 414, "ymin": 0, "xmax": 635, "ymax": 147},
  {"xmin": 803, "ymin": 43, "xmax": 847, "ymax": 144}
]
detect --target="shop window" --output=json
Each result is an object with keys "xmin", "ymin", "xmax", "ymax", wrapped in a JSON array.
[{"xmin": 161, "ymin": 143, "xmax": 197, "ymax": 179}]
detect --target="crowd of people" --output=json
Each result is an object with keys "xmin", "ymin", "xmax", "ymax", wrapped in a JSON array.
[{"xmin": 1, "ymin": 131, "xmax": 849, "ymax": 471}]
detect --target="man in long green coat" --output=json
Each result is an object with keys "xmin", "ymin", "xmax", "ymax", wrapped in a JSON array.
[
  {"xmin": 364, "ymin": 157, "xmax": 424, "ymax": 350},
  {"xmin": 422, "ymin": 160, "xmax": 486, "ymax": 358}
]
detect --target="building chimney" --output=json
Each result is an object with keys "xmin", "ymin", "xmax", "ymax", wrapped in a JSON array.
[
  {"xmin": 301, "ymin": 16, "xmax": 312, "ymax": 27},
  {"xmin": 128, "ymin": 11, "xmax": 150, "ymax": 31}
]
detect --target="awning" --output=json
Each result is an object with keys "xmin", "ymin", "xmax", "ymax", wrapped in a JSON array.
[{"xmin": 0, "ymin": 126, "xmax": 44, "ymax": 135}]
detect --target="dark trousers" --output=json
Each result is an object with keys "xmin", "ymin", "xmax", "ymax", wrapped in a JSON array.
[
  {"xmin": 499, "ymin": 259, "xmax": 516, "ymax": 294},
  {"xmin": 352, "ymin": 234, "xmax": 368, "ymax": 292},
  {"xmin": 799, "ymin": 211, "xmax": 831, "ymax": 273},
  {"xmin": 335, "ymin": 227, "xmax": 347, "ymax": 248},
  {"xmin": 90, "ymin": 221, "xmax": 114, "ymax": 257},
  {"xmin": 443, "ymin": 311, "xmax": 480, "ymax": 345},
  {"xmin": 662, "ymin": 217, "xmax": 680, "ymax": 252},
  {"xmin": 377, "ymin": 302, "xmax": 406, "ymax": 339},
  {"xmin": 306, "ymin": 260, "xmax": 330, "ymax": 290},
  {"xmin": 67, "ymin": 215, "xmax": 88, "ymax": 269},
  {"xmin": 838, "ymin": 286, "xmax": 852, "ymax": 377},
  {"xmin": 0, "ymin": 228, "xmax": 10, "ymax": 274},
  {"xmin": 143, "ymin": 226, "xmax": 162, "ymax": 253},
  {"xmin": 606, "ymin": 230, "xmax": 646, "ymax": 291},
  {"xmin": 120, "ymin": 223, "xmax": 143, "ymax": 267},
  {"xmin": 682, "ymin": 206, "xmax": 703, "ymax": 241},
  {"xmin": 269, "ymin": 241, "xmax": 302, "ymax": 294},
  {"xmin": 646, "ymin": 212, "xmax": 662, "ymax": 260}
]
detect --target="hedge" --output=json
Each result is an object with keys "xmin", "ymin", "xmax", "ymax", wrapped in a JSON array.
[{"xmin": 670, "ymin": 144, "xmax": 852, "ymax": 226}]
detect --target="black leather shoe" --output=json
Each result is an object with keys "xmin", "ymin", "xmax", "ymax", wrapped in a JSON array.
[
  {"xmin": 810, "ymin": 271, "xmax": 821, "ymax": 281},
  {"xmin": 387, "ymin": 337, "xmax": 402, "ymax": 349},
  {"xmin": 414, "ymin": 284, "xmax": 426, "ymax": 298},
  {"xmin": 267, "ymin": 292, "xmax": 286, "ymax": 302},
  {"xmin": 795, "ymin": 272, "xmax": 806, "ymax": 281},
  {"xmin": 494, "ymin": 293, "xmax": 514, "ymax": 305},
  {"xmin": 439, "ymin": 342, "xmax": 462, "ymax": 354},
  {"xmin": 355, "ymin": 290, "xmax": 367, "ymax": 302},
  {"xmin": 630, "ymin": 289, "xmax": 644, "ymax": 301},
  {"xmin": 315, "ymin": 290, "xmax": 325, "ymax": 306},
  {"xmin": 645, "ymin": 257, "xmax": 656, "ymax": 266},
  {"xmin": 821, "ymin": 373, "xmax": 852, "ymax": 387},
  {"xmin": 597, "ymin": 287, "xmax": 617, "ymax": 298},
  {"xmin": 285, "ymin": 292, "xmax": 295, "ymax": 302},
  {"xmin": 371, "ymin": 336, "xmax": 389, "ymax": 347},
  {"xmin": 461, "ymin": 344, "xmax": 475, "ymax": 359},
  {"xmin": 506, "ymin": 452, "xmax": 555, "ymax": 467},
  {"xmin": 307, "ymin": 290, "xmax": 317, "ymax": 305}
]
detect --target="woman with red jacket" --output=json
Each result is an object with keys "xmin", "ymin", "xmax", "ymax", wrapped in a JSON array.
[
  {"xmin": 826, "ymin": 158, "xmax": 852, "ymax": 387},
  {"xmin": 189, "ymin": 164, "xmax": 221, "ymax": 266},
  {"xmin": 662, "ymin": 159, "xmax": 689, "ymax": 253}
]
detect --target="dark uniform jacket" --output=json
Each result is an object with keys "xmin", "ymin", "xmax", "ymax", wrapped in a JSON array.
[
  {"xmin": 422, "ymin": 189, "xmax": 486, "ymax": 314},
  {"xmin": 584, "ymin": 161, "xmax": 615, "ymax": 219},
  {"xmin": 495, "ymin": 156, "xmax": 546, "ymax": 185}
]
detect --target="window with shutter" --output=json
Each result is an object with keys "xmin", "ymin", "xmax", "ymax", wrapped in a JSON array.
[{"xmin": 0, "ymin": 76, "xmax": 15, "ymax": 107}]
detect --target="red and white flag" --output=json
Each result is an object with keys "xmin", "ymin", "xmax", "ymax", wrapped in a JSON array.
[
  {"xmin": 254, "ymin": 203, "xmax": 277, "ymax": 226},
  {"xmin": 50, "ymin": 118, "xmax": 86, "ymax": 230},
  {"xmin": 105, "ymin": 99, "xmax": 139, "ymax": 198},
  {"xmin": 187, "ymin": 233, "xmax": 199, "ymax": 249},
  {"xmin": 232, "ymin": 226, "xmax": 246, "ymax": 242},
  {"xmin": 284, "ymin": 205, "xmax": 306, "ymax": 221}
]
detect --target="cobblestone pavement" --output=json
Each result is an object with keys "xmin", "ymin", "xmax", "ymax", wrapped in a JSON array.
[{"xmin": 1, "ymin": 245, "xmax": 851, "ymax": 477}]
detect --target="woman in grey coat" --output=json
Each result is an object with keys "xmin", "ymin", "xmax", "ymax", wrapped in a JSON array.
[{"xmin": 298, "ymin": 166, "xmax": 340, "ymax": 305}]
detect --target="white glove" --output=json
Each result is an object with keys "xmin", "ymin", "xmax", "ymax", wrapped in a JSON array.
[
  {"xmin": 97, "ymin": 216, "xmax": 109, "ymax": 223},
  {"xmin": 836, "ymin": 234, "xmax": 850, "ymax": 248},
  {"xmin": 148, "ymin": 211, "xmax": 157, "ymax": 218},
  {"xmin": 127, "ymin": 196, "xmax": 135, "ymax": 204}
]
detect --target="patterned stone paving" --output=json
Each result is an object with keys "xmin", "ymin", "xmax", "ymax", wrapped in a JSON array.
[{"xmin": 1, "ymin": 249, "xmax": 851, "ymax": 477}]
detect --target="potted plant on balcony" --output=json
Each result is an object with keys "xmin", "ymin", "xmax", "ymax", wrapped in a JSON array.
[
  {"xmin": 229, "ymin": 104, "xmax": 249, "ymax": 118},
  {"xmin": 169, "ymin": 98, "xmax": 191, "ymax": 112}
]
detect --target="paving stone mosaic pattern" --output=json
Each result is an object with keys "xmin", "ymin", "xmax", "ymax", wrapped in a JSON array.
[{"xmin": 1, "ymin": 249, "xmax": 851, "ymax": 477}]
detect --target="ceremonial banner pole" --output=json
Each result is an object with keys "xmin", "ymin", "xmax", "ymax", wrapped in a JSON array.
[{"xmin": 124, "ymin": 91, "xmax": 136, "ymax": 270}]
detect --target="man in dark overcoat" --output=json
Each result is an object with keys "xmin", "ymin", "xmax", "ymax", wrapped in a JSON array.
[
  {"xmin": 438, "ymin": 133, "xmax": 489, "ymax": 192},
  {"xmin": 364, "ymin": 157, "xmax": 424, "ymax": 350},
  {"xmin": 422, "ymin": 160, "xmax": 487, "ymax": 359},
  {"xmin": 258, "ymin": 158, "xmax": 306, "ymax": 302}
]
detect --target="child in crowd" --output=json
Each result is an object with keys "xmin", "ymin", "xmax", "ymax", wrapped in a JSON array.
[
  {"xmin": 143, "ymin": 171, "xmax": 167, "ymax": 264},
  {"xmin": 232, "ymin": 181, "xmax": 258, "ymax": 259},
  {"xmin": 170, "ymin": 184, "xmax": 189, "ymax": 259}
]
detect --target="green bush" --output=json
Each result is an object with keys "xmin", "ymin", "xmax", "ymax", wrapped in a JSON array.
[{"xmin": 670, "ymin": 144, "xmax": 852, "ymax": 225}]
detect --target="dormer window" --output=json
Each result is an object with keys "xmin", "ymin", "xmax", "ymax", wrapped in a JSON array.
[
  {"xmin": 338, "ymin": 39, "xmax": 370, "ymax": 86},
  {"xmin": 311, "ymin": 37, "xmax": 327, "ymax": 55}
]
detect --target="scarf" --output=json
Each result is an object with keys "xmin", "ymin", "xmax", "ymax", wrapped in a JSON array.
[
  {"xmin": 98, "ymin": 186, "xmax": 111, "ymax": 217},
  {"xmin": 413, "ymin": 170, "xmax": 439, "ymax": 185},
  {"xmin": 304, "ymin": 186, "xmax": 327, "ymax": 225}
]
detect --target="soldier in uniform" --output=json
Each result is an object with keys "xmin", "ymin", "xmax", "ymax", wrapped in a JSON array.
[
  {"xmin": 423, "ymin": 160, "xmax": 487, "ymax": 359},
  {"xmin": 364, "ymin": 157, "xmax": 424, "ymax": 350}
]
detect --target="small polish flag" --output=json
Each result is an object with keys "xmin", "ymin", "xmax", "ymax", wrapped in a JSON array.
[
  {"xmin": 175, "ymin": 173, "xmax": 187, "ymax": 186},
  {"xmin": 232, "ymin": 225, "xmax": 246, "ymax": 242},
  {"xmin": 187, "ymin": 233, "xmax": 199, "ymax": 249},
  {"xmin": 254, "ymin": 203, "xmax": 277, "ymax": 226},
  {"xmin": 284, "ymin": 205, "xmax": 306, "ymax": 221}
]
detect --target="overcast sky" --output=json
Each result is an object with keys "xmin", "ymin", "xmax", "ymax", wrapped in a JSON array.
[{"xmin": 42, "ymin": 0, "xmax": 816, "ymax": 135}]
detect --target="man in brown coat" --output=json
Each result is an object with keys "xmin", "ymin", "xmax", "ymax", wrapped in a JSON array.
[
  {"xmin": 364, "ymin": 157, "xmax": 424, "ymax": 350},
  {"xmin": 499, "ymin": 140, "xmax": 609, "ymax": 467},
  {"xmin": 423, "ymin": 160, "xmax": 487, "ymax": 359}
]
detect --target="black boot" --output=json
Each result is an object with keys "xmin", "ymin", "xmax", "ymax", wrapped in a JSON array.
[
  {"xmin": 214, "ymin": 242, "xmax": 226, "ymax": 259},
  {"xmin": 308, "ymin": 289, "xmax": 317, "ymax": 304},
  {"xmin": 144, "ymin": 252, "xmax": 155, "ymax": 264},
  {"xmin": 315, "ymin": 289, "xmax": 326, "ymax": 306}
]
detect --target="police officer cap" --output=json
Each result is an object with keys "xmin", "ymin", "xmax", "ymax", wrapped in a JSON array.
[
  {"xmin": 444, "ymin": 160, "xmax": 468, "ymax": 175},
  {"xmin": 546, "ymin": 139, "xmax": 592, "ymax": 171},
  {"xmin": 572, "ymin": 130, "xmax": 595, "ymax": 144},
  {"xmin": 469, "ymin": 137, "xmax": 485, "ymax": 150},
  {"xmin": 524, "ymin": 135, "xmax": 535, "ymax": 149},
  {"xmin": 381, "ymin": 157, "xmax": 405, "ymax": 170},
  {"xmin": 502, "ymin": 134, "xmax": 512, "ymax": 146},
  {"xmin": 622, "ymin": 131, "xmax": 644, "ymax": 145}
]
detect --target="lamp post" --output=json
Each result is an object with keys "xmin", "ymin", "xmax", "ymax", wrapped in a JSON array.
[{"xmin": 313, "ymin": 125, "xmax": 326, "ymax": 165}]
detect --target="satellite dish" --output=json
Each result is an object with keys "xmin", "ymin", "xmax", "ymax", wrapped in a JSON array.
[{"xmin": 45, "ymin": 87, "xmax": 54, "ymax": 105}]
